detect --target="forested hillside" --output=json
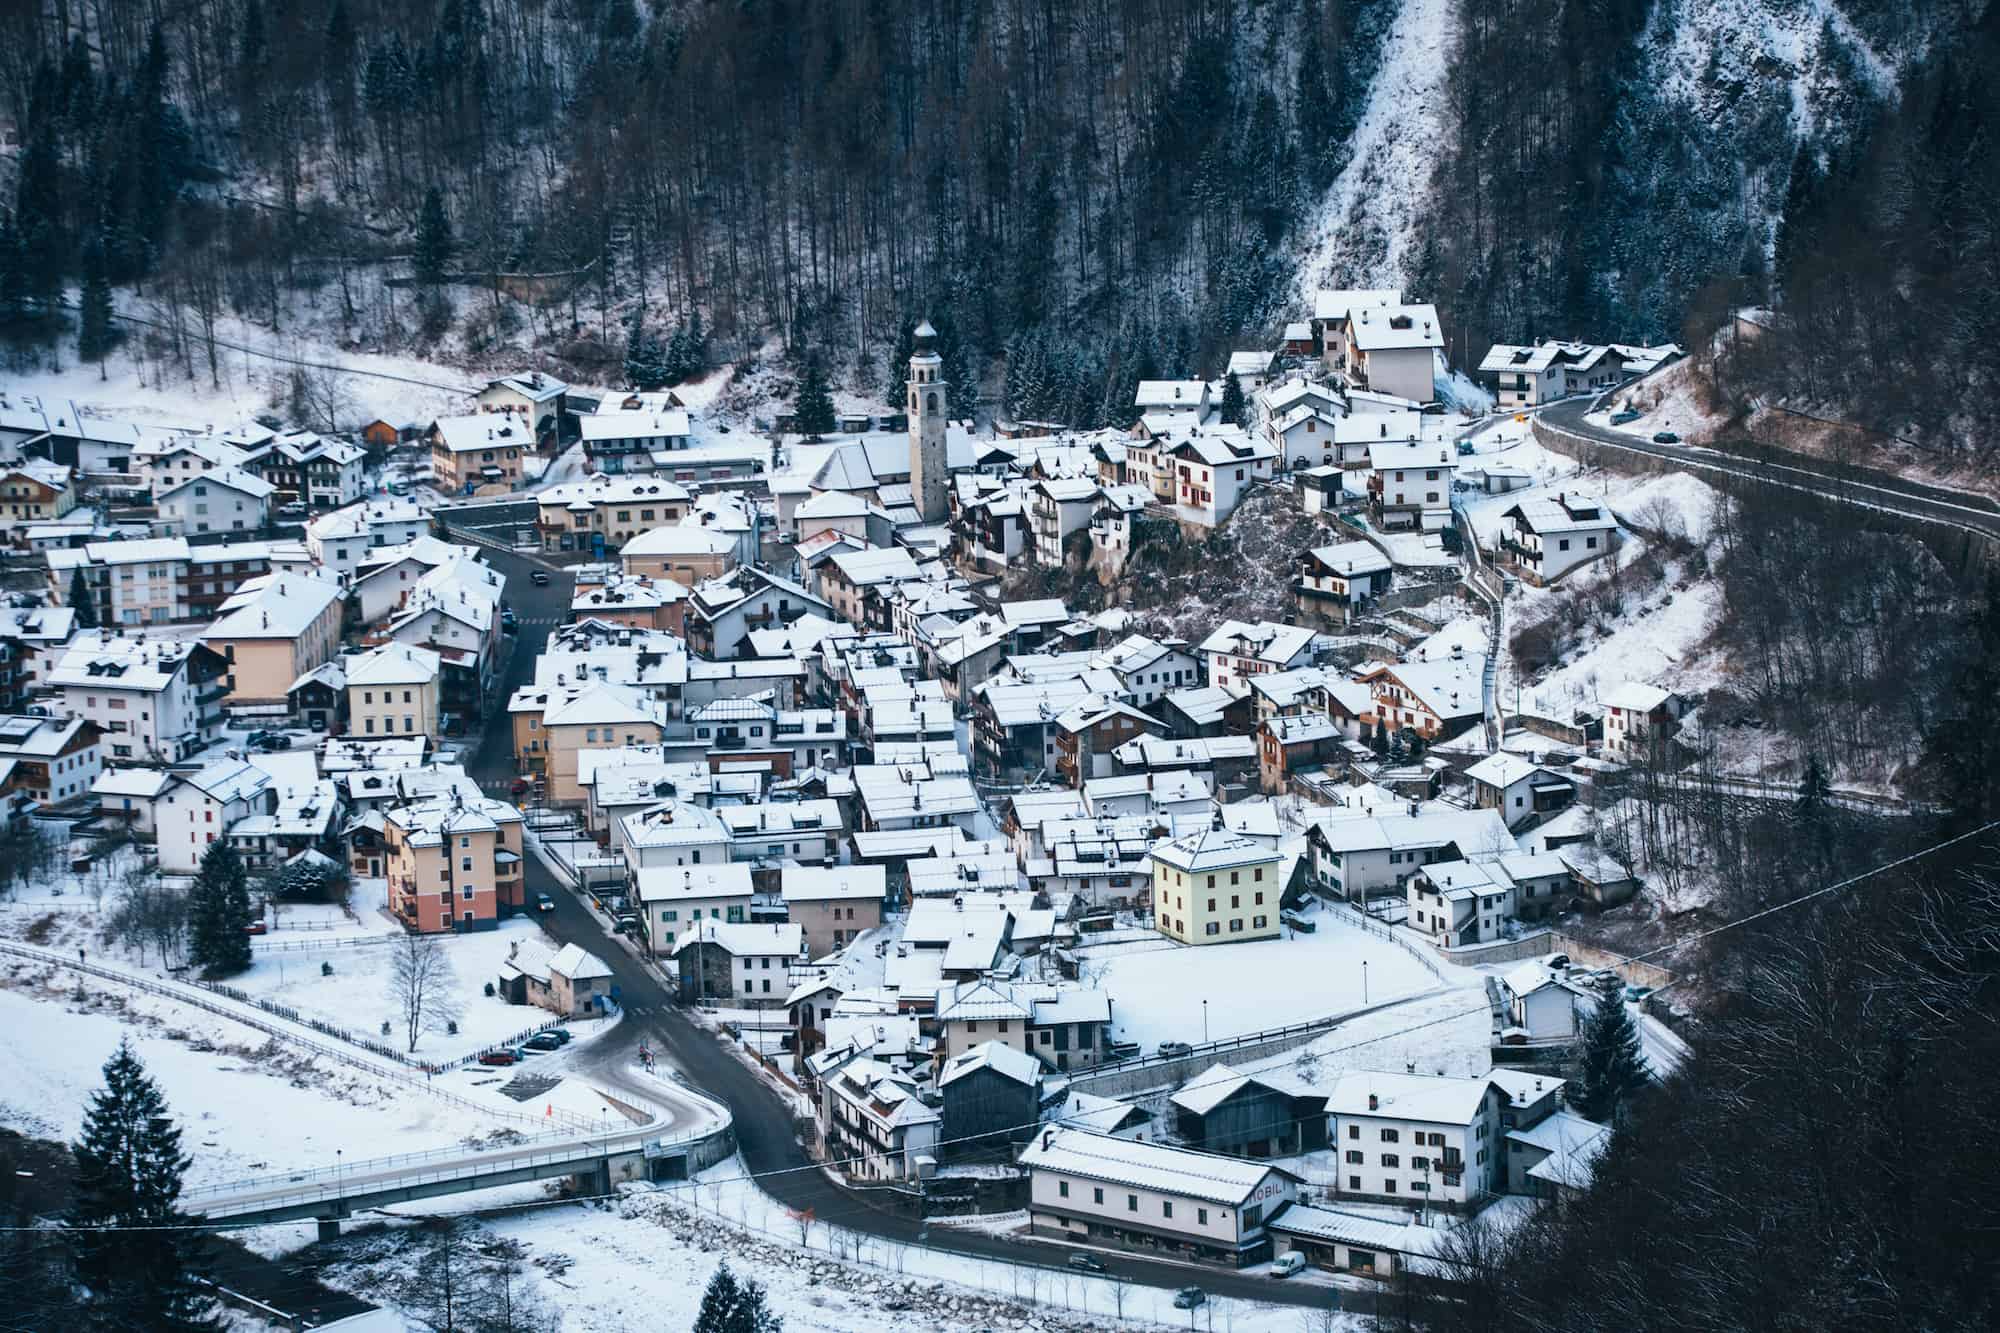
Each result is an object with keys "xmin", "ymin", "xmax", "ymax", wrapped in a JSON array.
[{"xmin": 0, "ymin": 0, "xmax": 1992, "ymax": 448}]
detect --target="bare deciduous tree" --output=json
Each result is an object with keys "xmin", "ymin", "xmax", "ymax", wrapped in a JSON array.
[{"xmin": 388, "ymin": 933, "xmax": 463, "ymax": 1054}]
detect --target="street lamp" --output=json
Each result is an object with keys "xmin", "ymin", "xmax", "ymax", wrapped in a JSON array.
[
  {"xmin": 335, "ymin": 1148, "xmax": 343, "ymax": 1199},
  {"xmin": 1201, "ymin": 999, "xmax": 1208, "ymax": 1044}
]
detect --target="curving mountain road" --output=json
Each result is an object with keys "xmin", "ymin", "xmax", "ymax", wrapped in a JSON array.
[{"xmin": 1536, "ymin": 398, "xmax": 2000, "ymax": 542}]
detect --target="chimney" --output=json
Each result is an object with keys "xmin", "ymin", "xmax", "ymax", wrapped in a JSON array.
[
  {"xmin": 1368, "ymin": 1093, "xmax": 1379, "ymax": 1111},
  {"xmin": 1042, "ymin": 1130, "xmax": 1053, "ymax": 1150}
]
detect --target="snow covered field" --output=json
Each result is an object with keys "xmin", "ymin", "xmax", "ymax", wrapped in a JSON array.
[
  {"xmin": 386, "ymin": 1159, "xmax": 1357, "ymax": 1333},
  {"xmin": 227, "ymin": 915, "xmax": 568, "ymax": 1061},
  {"xmin": 0, "ymin": 979, "xmax": 531, "ymax": 1192},
  {"xmin": 1090, "ymin": 912, "xmax": 1446, "ymax": 1052}
]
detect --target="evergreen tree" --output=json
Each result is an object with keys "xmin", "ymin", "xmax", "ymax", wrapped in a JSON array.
[
  {"xmin": 1574, "ymin": 983, "xmax": 1649, "ymax": 1123},
  {"xmin": 692, "ymin": 1261, "xmax": 782, "ymax": 1333},
  {"xmin": 77, "ymin": 234, "xmax": 116, "ymax": 375},
  {"xmin": 624, "ymin": 311, "xmax": 667, "ymax": 389},
  {"xmin": 68, "ymin": 568, "xmax": 98, "ymax": 629},
  {"xmin": 70, "ymin": 1041, "xmax": 216, "ymax": 1331},
  {"xmin": 187, "ymin": 841, "xmax": 252, "ymax": 975},
  {"xmin": 414, "ymin": 186, "xmax": 454, "ymax": 285},
  {"xmin": 1922, "ymin": 573, "xmax": 2000, "ymax": 827},
  {"xmin": 1219, "ymin": 372, "xmax": 1246, "ymax": 426},
  {"xmin": 794, "ymin": 360, "xmax": 836, "ymax": 437}
]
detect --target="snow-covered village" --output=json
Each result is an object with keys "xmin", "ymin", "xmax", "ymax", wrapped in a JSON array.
[{"xmin": 4, "ymin": 3, "xmax": 2000, "ymax": 1332}]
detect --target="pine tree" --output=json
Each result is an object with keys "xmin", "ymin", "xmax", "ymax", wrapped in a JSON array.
[
  {"xmin": 77, "ymin": 234, "xmax": 116, "ymax": 375},
  {"xmin": 794, "ymin": 360, "xmax": 836, "ymax": 437},
  {"xmin": 1219, "ymin": 372, "xmax": 1246, "ymax": 426},
  {"xmin": 624, "ymin": 312, "xmax": 667, "ymax": 389},
  {"xmin": 71, "ymin": 1041, "xmax": 216, "ymax": 1331},
  {"xmin": 1574, "ymin": 984, "xmax": 1649, "ymax": 1123},
  {"xmin": 692, "ymin": 1261, "xmax": 782, "ymax": 1333},
  {"xmin": 1922, "ymin": 573, "xmax": 2000, "ymax": 827},
  {"xmin": 187, "ymin": 841, "xmax": 252, "ymax": 975},
  {"xmin": 414, "ymin": 186, "xmax": 454, "ymax": 286},
  {"xmin": 68, "ymin": 568, "xmax": 98, "ymax": 629}
]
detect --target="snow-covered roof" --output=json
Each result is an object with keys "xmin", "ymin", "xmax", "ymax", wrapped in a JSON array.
[
  {"xmin": 1313, "ymin": 288, "xmax": 1401, "ymax": 321},
  {"xmin": 345, "ymin": 643, "xmax": 441, "ymax": 687},
  {"xmin": 780, "ymin": 865, "xmax": 886, "ymax": 903},
  {"xmin": 1018, "ymin": 1129, "xmax": 1288, "ymax": 1206},
  {"xmin": 204, "ymin": 575, "xmax": 341, "ymax": 641},
  {"xmin": 673, "ymin": 920, "xmax": 804, "ymax": 959},
  {"xmin": 633, "ymin": 863, "xmax": 755, "ymax": 902},
  {"xmin": 1326, "ymin": 1070, "xmax": 1495, "ymax": 1126},
  {"xmin": 1305, "ymin": 540, "xmax": 1392, "ymax": 577},
  {"xmin": 549, "ymin": 942, "xmax": 614, "ymax": 982},
  {"xmin": 1148, "ymin": 827, "xmax": 1277, "ymax": 873},
  {"xmin": 1349, "ymin": 303, "xmax": 1444, "ymax": 352},
  {"xmin": 940, "ymin": 1039, "xmax": 1042, "ymax": 1090}
]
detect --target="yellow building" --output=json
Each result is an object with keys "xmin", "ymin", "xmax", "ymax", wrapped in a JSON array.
[
  {"xmin": 538, "ymin": 683, "xmax": 665, "ymax": 806},
  {"xmin": 202, "ymin": 574, "xmax": 343, "ymax": 707},
  {"xmin": 1149, "ymin": 829, "xmax": 1283, "ymax": 946},
  {"xmin": 346, "ymin": 643, "xmax": 443, "ymax": 740}
]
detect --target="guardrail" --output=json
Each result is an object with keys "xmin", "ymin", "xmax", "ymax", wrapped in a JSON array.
[{"xmin": 0, "ymin": 940, "xmax": 596, "ymax": 1135}]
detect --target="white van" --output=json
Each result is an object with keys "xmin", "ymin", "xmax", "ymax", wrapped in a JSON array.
[{"xmin": 1272, "ymin": 1251, "xmax": 1307, "ymax": 1278}]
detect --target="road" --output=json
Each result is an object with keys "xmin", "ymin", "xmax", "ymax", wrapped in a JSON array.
[
  {"xmin": 1537, "ymin": 398, "xmax": 2000, "ymax": 542},
  {"xmin": 445, "ymin": 535, "xmax": 1348, "ymax": 1312}
]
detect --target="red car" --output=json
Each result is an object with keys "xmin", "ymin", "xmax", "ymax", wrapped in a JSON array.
[
  {"xmin": 477, "ymin": 1049, "xmax": 518, "ymax": 1067},
  {"xmin": 510, "ymin": 778, "xmax": 531, "ymax": 796},
  {"xmin": 243, "ymin": 922, "xmax": 268, "ymax": 936}
]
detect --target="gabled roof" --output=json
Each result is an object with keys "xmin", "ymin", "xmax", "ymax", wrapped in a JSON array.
[
  {"xmin": 1018, "ymin": 1129, "xmax": 1291, "ymax": 1206},
  {"xmin": 941, "ymin": 1040, "xmax": 1042, "ymax": 1090}
]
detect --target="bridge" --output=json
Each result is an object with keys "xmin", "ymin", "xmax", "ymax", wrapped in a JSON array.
[{"xmin": 182, "ymin": 1076, "xmax": 733, "ymax": 1236}]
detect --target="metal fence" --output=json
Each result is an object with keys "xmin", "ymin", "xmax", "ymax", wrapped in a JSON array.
[{"xmin": 0, "ymin": 940, "xmax": 594, "ymax": 1134}]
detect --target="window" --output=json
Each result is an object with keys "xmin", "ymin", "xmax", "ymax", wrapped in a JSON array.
[
  {"xmin": 1382, "ymin": 1128, "xmax": 1399, "ymax": 1142},
  {"xmin": 1162, "ymin": 1201, "xmax": 1173, "ymax": 1218},
  {"xmin": 1092, "ymin": 1187, "xmax": 1104, "ymax": 1204},
  {"xmin": 1558, "ymin": 538, "xmax": 1571, "ymax": 551},
  {"xmin": 461, "ymin": 857, "xmax": 472, "ymax": 871},
  {"xmin": 1348, "ymin": 1124, "xmax": 1360, "ymax": 1139},
  {"xmin": 1382, "ymin": 1154, "xmax": 1399, "ymax": 1168},
  {"xmin": 1253, "ymin": 915, "xmax": 1267, "ymax": 928},
  {"xmin": 1058, "ymin": 1180, "xmax": 1069, "ymax": 1198},
  {"xmin": 1126, "ymin": 1194, "xmax": 1138, "ymax": 1212},
  {"xmin": 1384, "ymin": 1180, "xmax": 1397, "ymax": 1194},
  {"xmin": 1349, "ymin": 1176, "xmax": 1361, "ymax": 1191},
  {"xmin": 1203, "ymin": 921, "xmax": 1219, "ymax": 936},
  {"xmin": 1229, "ymin": 918, "xmax": 1243, "ymax": 932},
  {"xmin": 1345, "ymin": 1150, "xmax": 1363, "ymax": 1164}
]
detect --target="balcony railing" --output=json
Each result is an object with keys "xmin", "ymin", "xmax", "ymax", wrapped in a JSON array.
[{"xmin": 713, "ymin": 734, "xmax": 748, "ymax": 750}]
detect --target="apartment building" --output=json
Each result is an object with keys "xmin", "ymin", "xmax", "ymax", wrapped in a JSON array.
[
  {"xmin": 1148, "ymin": 827, "xmax": 1283, "ymax": 946},
  {"xmin": 154, "ymin": 467, "xmax": 274, "ymax": 536},
  {"xmin": 0, "ymin": 713, "xmax": 101, "ymax": 808},
  {"xmin": 384, "ymin": 794, "xmax": 527, "ymax": 932},
  {"xmin": 429, "ymin": 414, "xmax": 528, "ymax": 494},
  {"xmin": 47, "ymin": 635, "xmax": 229, "ymax": 765},
  {"xmin": 346, "ymin": 644, "xmax": 443, "ymax": 739},
  {"xmin": 634, "ymin": 863, "xmax": 755, "ymax": 950},
  {"xmin": 535, "ymin": 475, "xmax": 692, "ymax": 555},
  {"xmin": 1325, "ymin": 1069, "xmax": 1564, "ymax": 1209},
  {"xmin": 155, "ymin": 757, "xmax": 274, "ymax": 874},
  {"xmin": 779, "ymin": 865, "xmax": 886, "ymax": 955},
  {"xmin": 202, "ymin": 574, "xmax": 344, "ymax": 709},
  {"xmin": 1019, "ymin": 1129, "xmax": 1299, "ymax": 1265},
  {"xmin": 0, "ymin": 459, "xmax": 76, "ymax": 522}
]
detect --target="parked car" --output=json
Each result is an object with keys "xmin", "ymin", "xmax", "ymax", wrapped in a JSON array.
[
  {"xmin": 242, "ymin": 921, "xmax": 268, "ymax": 936},
  {"xmin": 542, "ymin": 1027, "xmax": 573, "ymax": 1045},
  {"xmin": 1067, "ymin": 1253, "xmax": 1107, "ymax": 1274},
  {"xmin": 1105, "ymin": 1039, "xmax": 1140, "ymax": 1060},
  {"xmin": 1173, "ymin": 1287, "xmax": 1207, "ymax": 1310},
  {"xmin": 530, "ymin": 570, "xmax": 551, "ymax": 586},
  {"xmin": 511, "ymin": 777, "xmax": 532, "ymax": 796},
  {"xmin": 524, "ymin": 1032, "xmax": 564, "ymax": 1052},
  {"xmin": 477, "ymin": 1049, "xmax": 519, "ymax": 1067},
  {"xmin": 536, "ymin": 893, "xmax": 556, "ymax": 913},
  {"xmin": 1651, "ymin": 431, "xmax": 1680, "ymax": 444},
  {"xmin": 1623, "ymin": 984, "xmax": 1653, "ymax": 1003},
  {"xmin": 1272, "ymin": 1252, "xmax": 1307, "ymax": 1278},
  {"xmin": 506, "ymin": 1043, "xmax": 536, "ymax": 1058},
  {"xmin": 1610, "ymin": 410, "xmax": 1642, "ymax": 425},
  {"xmin": 1157, "ymin": 1040, "xmax": 1193, "ymax": 1059},
  {"xmin": 614, "ymin": 915, "xmax": 643, "ymax": 937},
  {"xmin": 501, "ymin": 609, "xmax": 519, "ymax": 632}
]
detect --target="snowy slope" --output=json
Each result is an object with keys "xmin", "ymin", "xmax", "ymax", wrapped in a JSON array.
[{"xmin": 1295, "ymin": 0, "xmax": 1461, "ymax": 295}]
